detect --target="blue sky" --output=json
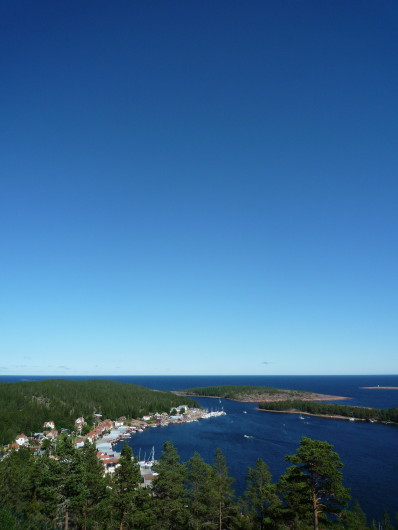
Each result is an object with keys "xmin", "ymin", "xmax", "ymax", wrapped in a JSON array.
[{"xmin": 1, "ymin": 1, "xmax": 397, "ymax": 376}]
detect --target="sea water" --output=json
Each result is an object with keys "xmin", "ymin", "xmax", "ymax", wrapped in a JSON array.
[{"xmin": 3, "ymin": 374, "xmax": 398, "ymax": 521}]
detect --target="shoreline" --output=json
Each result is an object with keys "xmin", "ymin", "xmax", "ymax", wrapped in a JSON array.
[
  {"xmin": 257, "ymin": 408, "xmax": 398, "ymax": 426},
  {"xmin": 257, "ymin": 408, "xmax": 365, "ymax": 421}
]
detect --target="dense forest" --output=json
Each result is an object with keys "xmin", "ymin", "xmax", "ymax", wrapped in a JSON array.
[
  {"xmin": 1, "ymin": 436, "xmax": 396, "ymax": 529},
  {"xmin": 0, "ymin": 379, "xmax": 197, "ymax": 445},
  {"xmin": 258, "ymin": 400, "xmax": 398, "ymax": 423},
  {"xmin": 179, "ymin": 385, "xmax": 325, "ymax": 401}
]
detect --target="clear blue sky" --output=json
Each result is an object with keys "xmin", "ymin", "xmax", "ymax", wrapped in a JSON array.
[{"xmin": 1, "ymin": 1, "xmax": 397, "ymax": 376}]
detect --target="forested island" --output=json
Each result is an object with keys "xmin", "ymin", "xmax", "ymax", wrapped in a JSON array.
[
  {"xmin": 1, "ymin": 436, "xmax": 396, "ymax": 529},
  {"xmin": 175, "ymin": 384, "xmax": 348, "ymax": 402},
  {"xmin": 0, "ymin": 379, "xmax": 197, "ymax": 445},
  {"xmin": 258, "ymin": 400, "xmax": 398, "ymax": 424}
]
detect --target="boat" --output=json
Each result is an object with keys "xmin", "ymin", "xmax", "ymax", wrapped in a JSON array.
[
  {"xmin": 139, "ymin": 446, "xmax": 156, "ymax": 470},
  {"xmin": 201, "ymin": 410, "xmax": 226, "ymax": 419},
  {"xmin": 243, "ymin": 411, "xmax": 247, "ymax": 414}
]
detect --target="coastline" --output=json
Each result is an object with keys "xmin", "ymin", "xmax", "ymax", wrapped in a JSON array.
[
  {"xmin": 257, "ymin": 408, "xmax": 365, "ymax": 421},
  {"xmin": 257, "ymin": 407, "xmax": 398, "ymax": 426}
]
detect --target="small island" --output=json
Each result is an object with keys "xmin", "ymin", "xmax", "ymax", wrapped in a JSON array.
[
  {"xmin": 361, "ymin": 386, "xmax": 398, "ymax": 389},
  {"xmin": 174, "ymin": 384, "xmax": 349, "ymax": 402}
]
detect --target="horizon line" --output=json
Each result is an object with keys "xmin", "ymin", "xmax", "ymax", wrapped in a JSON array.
[{"xmin": 1, "ymin": 374, "xmax": 397, "ymax": 378}]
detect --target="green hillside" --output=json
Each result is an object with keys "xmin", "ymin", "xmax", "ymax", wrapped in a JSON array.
[{"xmin": 0, "ymin": 379, "xmax": 197, "ymax": 444}]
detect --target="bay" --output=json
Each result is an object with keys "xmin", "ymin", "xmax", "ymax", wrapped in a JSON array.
[{"xmin": 2, "ymin": 374, "xmax": 397, "ymax": 520}]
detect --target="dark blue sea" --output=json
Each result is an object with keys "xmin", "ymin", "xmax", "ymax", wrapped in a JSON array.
[{"xmin": 2, "ymin": 374, "xmax": 398, "ymax": 522}]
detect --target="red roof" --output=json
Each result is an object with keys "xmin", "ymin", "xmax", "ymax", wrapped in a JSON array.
[
  {"xmin": 17, "ymin": 433, "xmax": 28, "ymax": 439},
  {"xmin": 103, "ymin": 457, "xmax": 119, "ymax": 464}
]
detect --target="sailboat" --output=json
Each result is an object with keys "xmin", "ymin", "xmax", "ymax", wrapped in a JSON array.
[{"xmin": 139, "ymin": 446, "xmax": 156, "ymax": 468}]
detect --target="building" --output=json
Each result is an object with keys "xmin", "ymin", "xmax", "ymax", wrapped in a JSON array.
[
  {"xmin": 15, "ymin": 434, "xmax": 29, "ymax": 446},
  {"xmin": 45, "ymin": 430, "xmax": 58, "ymax": 440}
]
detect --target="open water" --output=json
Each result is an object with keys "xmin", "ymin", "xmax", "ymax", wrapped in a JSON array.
[{"xmin": 2, "ymin": 374, "xmax": 398, "ymax": 521}]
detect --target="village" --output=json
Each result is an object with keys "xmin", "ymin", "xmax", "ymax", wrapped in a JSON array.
[{"xmin": 6, "ymin": 405, "xmax": 226, "ymax": 488}]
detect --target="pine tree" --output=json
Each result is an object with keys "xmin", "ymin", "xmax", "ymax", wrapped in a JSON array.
[
  {"xmin": 284, "ymin": 436, "xmax": 350, "ymax": 530},
  {"xmin": 80, "ymin": 441, "xmax": 109, "ymax": 528},
  {"xmin": 275, "ymin": 464, "xmax": 313, "ymax": 529},
  {"xmin": 113, "ymin": 443, "xmax": 142, "ymax": 529},
  {"xmin": 340, "ymin": 500, "xmax": 368, "ymax": 529},
  {"xmin": 212, "ymin": 448, "xmax": 239, "ymax": 530},
  {"xmin": 0, "ymin": 447, "xmax": 35, "ymax": 514},
  {"xmin": 152, "ymin": 441, "xmax": 188, "ymax": 529},
  {"xmin": 185, "ymin": 451, "xmax": 219, "ymax": 528},
  {"xmin": 380, "ymin": 510, "xmax": 394, "ymax": 530},
  {"xmin": 243, "ymin": 458, "xmax": 279, "ymax": 529},
  {"xmin": 32, "ymin": 453, "xmax": 68, "ymax": 527}
]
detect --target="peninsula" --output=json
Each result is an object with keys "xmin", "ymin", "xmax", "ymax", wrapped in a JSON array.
[
  {"xmin": 258, "ymin": 400, "xmax": 398, "ymax": 425},
  {"xmin": 174, "ymin": 384, "xmax": 348, "ymax": 402}
]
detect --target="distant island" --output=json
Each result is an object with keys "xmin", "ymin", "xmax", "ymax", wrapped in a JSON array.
[
  {"xmin": 361, "ymin": 386, "xmax": 398, "ymax": 389},
  {"xmin": 174, "ymin": 384, "xmax": 348, "ymax": 402}
]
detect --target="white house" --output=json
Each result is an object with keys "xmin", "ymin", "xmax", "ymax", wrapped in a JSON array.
[
  {"xmin": 75, "ymin": 438, "xmax": 85, "ymax": 449},
  {"xmin": 43, "ymin": 421, "xmax": 55, "ymax": 429},
  {"xmin": 75, "ymin": 417, "xmax": 87, "ymax": 431},
  {"xmin": 15, "ymin": 434, "xmax": 29, "ymax": 446}
]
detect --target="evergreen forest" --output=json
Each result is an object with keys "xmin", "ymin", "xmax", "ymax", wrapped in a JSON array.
[
  {"xmin": 0, "ymin": 380, "xmax": 197, "ymax": 444},
  {"xmin": 0, "ymin": 436, "xmax": 396, "ymax": 530}
]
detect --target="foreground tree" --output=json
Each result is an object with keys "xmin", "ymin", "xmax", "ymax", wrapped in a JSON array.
[
  {"xmin": 242, "ymin": 458, "xmax": 279, "ymax": 529},
  {"xmin": 185, "ymin": 451, "xmax": 219, "ymax": 528},
  {"xmin": 212, "ymin": 448, "xmax": 240, "ymax": 529},
  {"xmin": 283, "ymin": 437, "xmax": 350, "ymax": 530},
  {"xmin": 113, "ymin": 443, "xmax": 145, "ymax": 529},
  {"xmin": 80, "ymin": 441, "xmax": 109, "ymax": 528},
  {"xmin": 340, "ymin": 500, "xmax": 368, "ymax": 529},
  {"xmin": 152, "ymin": 441, "xmax": 188, "ymax": 529},
  {"xmin": 0, "ymin": 447, "xmax": 35, "ymax": 515},
  {"xmin": 275, "ymin": 464, "xmax": 313, "ymax": 529}
]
